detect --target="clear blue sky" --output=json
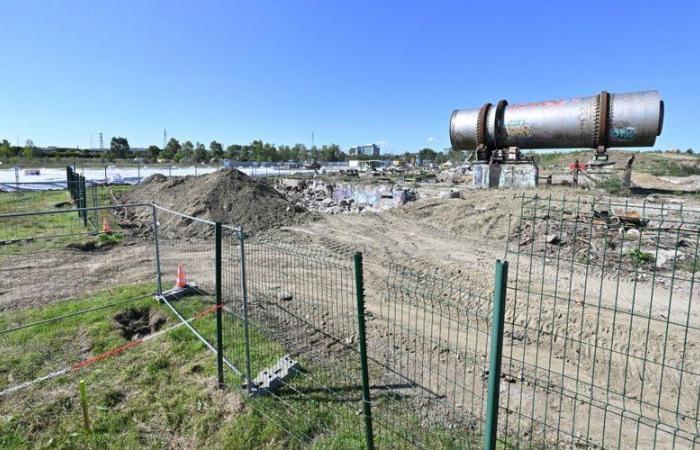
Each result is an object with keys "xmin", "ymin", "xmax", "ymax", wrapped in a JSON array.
[{"xmin": 1, "ymin": 0, "xmax": 698, "ymax": 153}]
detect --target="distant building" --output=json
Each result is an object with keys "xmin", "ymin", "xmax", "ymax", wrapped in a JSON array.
[{"xmin": 349, "ymin": 144, "xmax": 380, "ymax": 157}]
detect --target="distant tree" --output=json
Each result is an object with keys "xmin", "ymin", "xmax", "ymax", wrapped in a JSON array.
[
  {"xmin": 147, "ymin": 145, "xmax": 160, "ymax": 161},
  {"xmin": 277, "ymin": 145, "xmax": 292, "ymax": 161},
  {"xmin": 165, "ymin": 138, "xmax": 181, "ymax": 153},
  {"xmin": 418, "ymin": 148, "xmax": 437, "ymax": 162},
  {"xmin": 181, "ymin": 140, "xmax": 194, "ymax": 160},
  {"xmin": 21, "ymin": 139, "xmax": 37, "ymax": 159},
  {"xmin": 173, "ymin": 152, "xmax": 183, "ymax": 163},
  {"xmin": 110, "ymin": 137, "xmax": 130, "ymax": 159},
  {"xmin": 194, "ymin": 142, "xmax": 209, "ymax": 162},
  {"xmin": 226, "ymin": 144, "xmax": 241, "ymax": 160},
  {"xmin": 319, "ymin": 144, "xmax": 344, "ymax": 162},
  {"xmin": 210, "ymin": 140, "xmax": 224, "ymax": 160},
  {"xmin": 292, "ymin": 143, "xmax": 308, "ymax": 162},
  {"xmin": 239, "ymin": 144, "xmax": 251, "ymax": 161},
  {"xmin": 161, "ymin": 138, "xmax": 180, "ymax": 160},
  {"xmin": 686, "ymin": 148, "xmax": 694, "ymax": 154},
  {"xmin": 434, "ymin": 152, "xmax": 448, "ymax": 165},
  {"xmin": 0, "ymin": 139, "xmax": 11, "ymax": 159}
]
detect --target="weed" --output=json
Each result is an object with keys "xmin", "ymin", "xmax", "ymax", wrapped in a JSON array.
[
  {"xmin": 628, "ymin": 248, "xmax": 655, "ymax": 267},
  {"xmin": 597, "ymin": 175, "xmax": 626, "ymax": 195},
  {"xmin": 102, "ymin": 389, "xmax": 126, "ymax": 408},
  {"xmin": 649, "ymin": 160, "xmax": 700, "ymax": 177}
]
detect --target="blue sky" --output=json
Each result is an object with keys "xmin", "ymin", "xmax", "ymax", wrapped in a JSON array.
[{"xmin": 0, "ymin": 0, "xmax": 698, "ymax": 153}]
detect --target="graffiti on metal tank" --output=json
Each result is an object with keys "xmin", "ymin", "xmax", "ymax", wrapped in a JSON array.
[
  {"xmin": 612, "ymin": 127, "xmax": 637, "ymax": 140},
  {"xmin": 506, "ymin": 119, "xmax": 531, "ymax": 137}
]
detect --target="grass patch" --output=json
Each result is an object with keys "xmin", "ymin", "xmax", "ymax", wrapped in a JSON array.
[
  {"xmin": 596, "ymin": 174, "xmax": 626, "ymax": 195},
  {"xmin": 0, "ymin": 283, "xmax": 479, "ymax": 448},
  {"xmin": 628, "ymin": 248, "xmax": 655, "ymax": 267},
  {"xmin": 647, "ymin": 159, "xmax": 700, "ymax": 177},
  {"xmin": 0, "ymin": 190, "xmax": 74, "ymax": 214}
]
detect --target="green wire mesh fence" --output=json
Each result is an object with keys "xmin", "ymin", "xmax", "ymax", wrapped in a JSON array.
[
  {"xmin": 502, "ymin": 194, "xmax": 700, "ymax": 449},
  {"xmin": 3, "ymin": 191, "xmax": 699, "ymax": 449},
  {"xmin": 369, "ymin": 263, "xmax": 493, "ymax": 449},
  {"xmin": 220, "ymin": 235, "xmax": 371, "ymax": 448}
]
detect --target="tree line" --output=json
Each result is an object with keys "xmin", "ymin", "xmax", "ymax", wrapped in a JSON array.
[{"xmin": 1, "ymin": 136, "xmax": 464, "ymax": 164}]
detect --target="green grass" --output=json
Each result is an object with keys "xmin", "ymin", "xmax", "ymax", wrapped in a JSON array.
[
  {"xmin": 0, "ymin": 286, "xmax": 240, "ymax": 449},
  {"xmin": 0, "ymin": 190, "xmax": 74, "ymax": 214},
  {"xmin": 646, "ymin": 159, "xmax": 700, "ymax": 177},
  {"xmin": 0, "ymin": 283, "xmax": 478, "ymax": 448},
  {"xmin": 627, "ymin": 248, "xmax": 655, "ymax": 267},
  {"xmin": 97, "ymin": 185, "xmax": 133, "ymax": 206},
  {"xmin": 596, "ymin": 174, "xmax": 626, "ymax": 195},
  {"xmin": 0, "ymin": 186, "xmax": 138, "ymax": 261}
]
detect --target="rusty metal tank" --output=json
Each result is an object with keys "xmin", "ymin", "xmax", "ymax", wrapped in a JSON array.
[{"xmin": 450, "ymin": 90, "xmax": 663, "ymax": 151}]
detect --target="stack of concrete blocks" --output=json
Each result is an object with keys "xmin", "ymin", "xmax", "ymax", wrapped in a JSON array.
[{"xmin": 472, "ymin": 163, "xmax": 538, "ymax": 189}]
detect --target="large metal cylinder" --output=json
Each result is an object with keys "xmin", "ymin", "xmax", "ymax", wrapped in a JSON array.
[{"xmin": 450, "ymin": 90, "xmax": 663, "ymax": 151}]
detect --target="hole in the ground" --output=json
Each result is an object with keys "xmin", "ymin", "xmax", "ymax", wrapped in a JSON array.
[{"xmin": 113, "ymin": 307, "xmax": 166, "ymax": 340}]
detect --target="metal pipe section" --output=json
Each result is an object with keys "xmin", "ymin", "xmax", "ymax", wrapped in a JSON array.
[{"xmin": 450, "ymin": 90, "xmax": 663, "ymax": 151}]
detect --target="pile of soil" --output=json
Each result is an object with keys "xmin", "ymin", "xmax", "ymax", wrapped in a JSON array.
[{"xmin": 122, "ymin": 169, "xmax": 308, "ymax": 237}]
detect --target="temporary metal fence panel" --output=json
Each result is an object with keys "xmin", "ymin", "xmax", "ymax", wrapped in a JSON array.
[
  {"xmin": 0, "ymin": 204, "xmax": 157, "ymax": 405},
  {"xmin": 150, "ymin": 205, "xmax": 220, "ymax": 351},
  {"xmin": 502, "ymin": 195, "xmax": 700, "ymax": 449},
  {"xmin": 0, "ymin": 204, "xmax": 157, "ymax": 317},
  {"xmin": 220, "ymin": 236, "xmax": 371, "ymax": 447},
  {"xmin": 369, "ymin": 263, "xmax": 493, "ymax": 448}
]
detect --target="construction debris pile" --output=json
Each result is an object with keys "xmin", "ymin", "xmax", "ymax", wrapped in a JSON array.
[
  {"xmin": 276, "ymin": 179, "xmax": 418, "ymax": 214},
  {"xmin": 513, "ymin": 203, "xmax": 700, "ymax": 276},
  {"xmin": 437, "ymin": 164, "xmax": 472, "ymax": 183},
  {"xmin": 121, "ymin": 169, "xmax": 307, "ymax": 236}
]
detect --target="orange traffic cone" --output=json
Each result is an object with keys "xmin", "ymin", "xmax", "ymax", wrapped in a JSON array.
[
  {"xmin": 175, "ymin": 263, "xmax": 187, "ymax": 289},
  {"xmin": 102, "ymin": 217, "xmax": 112, "ymax": 234}
]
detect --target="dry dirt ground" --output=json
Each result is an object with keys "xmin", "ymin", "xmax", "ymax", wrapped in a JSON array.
[{"xmin": 4, "ymin": 186, "xmax": 700, "ymax": 448}]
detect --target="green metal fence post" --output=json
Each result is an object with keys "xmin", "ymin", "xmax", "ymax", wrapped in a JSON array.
[
  {"xmin": 79, "ymin": 176, "xmax": 87, "ymax": 226},
  {"xmin": 354, "ymin": 252, "xmax": 375, "ymax": 450},
  {"xmin": 239, "ymin": 226, "xmax": 253, "ymax": 393},
  {"xmin": 484, "ymin": 260, "xmax": 508, "ymax": 450},
  {"xmin": 152, "ymin": 205, "xmax": 162, "ymax": 296},
  {"xmin": 91, "ymin": 184, "xmax": 99, "ymax": 231},
  {"xmin": 215, "ymin": 222, "xmax": 225, "ymax": 389}
]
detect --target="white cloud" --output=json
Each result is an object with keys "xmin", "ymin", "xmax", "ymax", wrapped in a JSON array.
[{"xmin": 427, "ymin": 136, "xmax": 436, "ymax": 143}]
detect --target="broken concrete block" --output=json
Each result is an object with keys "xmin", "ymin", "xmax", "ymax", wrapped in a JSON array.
[{"xmin": 245, "ymin": 355, "xmax": 301, "ymax": 395}]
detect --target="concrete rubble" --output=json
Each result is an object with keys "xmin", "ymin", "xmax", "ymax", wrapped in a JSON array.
[
  {"xmin": 438, "ymin": 164, "xmax": 472, "ymax": 183},
  {"xmin": 276, "ymin": 179, "xmax": 418, "ymax": 214}
]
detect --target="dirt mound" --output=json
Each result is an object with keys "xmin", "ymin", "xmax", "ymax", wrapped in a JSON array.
[
  {"xmin": 392, "ymin": 192, "xmax": 517, "ymax": 241},
  {"xmin": 122, "ymin": 169, "xmax": 308, "ymax": 236}
]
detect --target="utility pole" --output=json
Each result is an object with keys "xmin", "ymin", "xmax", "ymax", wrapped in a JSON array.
[
  {"xmin": 312, "ymin": 132, "xmax": 315, "ymax": 150},
  {"xmin": 99, "ymin": 133, "xmax": 104, "ymax": 152},
  {"xmin": 163, "ymin": 129, "xmax": 167, "ymax": 149}
]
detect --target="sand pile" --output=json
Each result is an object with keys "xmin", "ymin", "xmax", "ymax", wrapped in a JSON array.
[{"xmin": 122, "ymin": 169, "xmax": 307, "ymax": 236}]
